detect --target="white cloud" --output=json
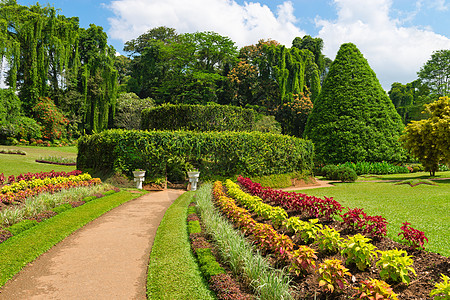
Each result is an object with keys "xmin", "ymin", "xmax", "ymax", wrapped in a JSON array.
[
  {"xmin": 107, "ymin": 0, "xmax": 306, "ymax": 48},
  {"xmin": 316, "ymin": 0, "xmax": 450, "ymax": 89}
]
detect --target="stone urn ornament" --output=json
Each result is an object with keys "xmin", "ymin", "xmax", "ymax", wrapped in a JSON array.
[
  {"xmin": 133, "ymin": 169, "xmax": 146, "ymax": 189},
  {"xmin": 187, "ymin": 169, "xmax": 200, "ymax": 191}
]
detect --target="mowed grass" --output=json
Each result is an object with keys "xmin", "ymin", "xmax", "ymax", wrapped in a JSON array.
[
  {"xmin": 0, "ymin": 190, "xmax": 143, "ymax": 287},
  {"xmin": 0, "ymin": 145, "xmax": 77, "ymax": 176},
  {"xmin": 301, "ymin": 178, "xmax": 450, "ymax": 256},
  {"xmin": 147, "ymin": 192, "xmax": 215, "ymax": 299}
]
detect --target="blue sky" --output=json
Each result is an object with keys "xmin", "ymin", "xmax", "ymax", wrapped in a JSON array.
[{"xmin": 17, "ymin": 0, "xmax": 450, "ymax": 90}]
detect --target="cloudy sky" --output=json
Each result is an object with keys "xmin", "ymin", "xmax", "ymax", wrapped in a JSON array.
[{"xmin": 17, "ymin": 0, "xmax": 450, "ymax": 90}]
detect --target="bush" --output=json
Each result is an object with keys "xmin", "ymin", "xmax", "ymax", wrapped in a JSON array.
[
  {"xmin": 6, "ymin": 219, "xmax": 38, "ymax": 236},
  {"xmin": 141, "ymin": 103, "xmax": 257, "ymax": 132},
  {"xmin": 77, "ymin": 129, "xmax": 314, "ymax": 180},
  {"xmin": 322, "ymin": 165, "xmax": 357, "ymax": 182},
  {"xmin": 51, "ymin": 203, "xmax": 73, "ymax": 214}
]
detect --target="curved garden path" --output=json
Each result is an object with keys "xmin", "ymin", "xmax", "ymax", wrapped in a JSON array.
[{"xmin": 0, "ymin": 189, "xmax": 184, "ymax": 300}]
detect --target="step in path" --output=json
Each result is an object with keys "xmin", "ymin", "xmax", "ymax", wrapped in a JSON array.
[{"xmin": 0, "ymin": 189, "xmax": 184, "ymax": 300}]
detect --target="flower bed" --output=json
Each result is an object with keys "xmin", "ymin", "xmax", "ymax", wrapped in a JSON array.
[{"xmin": 213, "ymin": 179, "xmax": 449, "ymax": 299}]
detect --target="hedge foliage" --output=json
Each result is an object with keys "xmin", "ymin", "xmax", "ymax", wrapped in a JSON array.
[
  {"xmin": 77, "ymin": 129, "xmax": 314, "ymax": 179},
  {"xmin": 304, "ymin": 43, "xmax": 406, "ymax": 164},
  {"xmin": 141, "ymin": 104, "xmax": 257, "ymax": 132}
]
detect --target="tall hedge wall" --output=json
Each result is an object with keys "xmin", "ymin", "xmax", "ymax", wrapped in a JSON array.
[
  {"xmin": 77, "ymin": 129, "xmax": 314, "ymax": 179},
  {"xmin": 140, "ymin": 104, "xmax": 257, "ymax": 131}
]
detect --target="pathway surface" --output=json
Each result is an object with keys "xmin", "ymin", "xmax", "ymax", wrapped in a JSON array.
[{"xmin": 0, "ymin": 189, "xmax": 184, "ymax": 300}]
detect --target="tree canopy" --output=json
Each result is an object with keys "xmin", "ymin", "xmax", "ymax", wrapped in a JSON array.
[
  {"xmin": 304, "ymin": 43, "xmax": 406, "ymax": 163},
  {"xmin": 418, "ymin": 50, "xmax": 450, "ymax": 98},
  {"xmin": 400, "ymin": 96, "xmax": 450, "ymax": 176}
]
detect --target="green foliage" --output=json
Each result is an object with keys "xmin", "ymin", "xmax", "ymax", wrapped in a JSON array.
[
  {"xmin": 77, "ymin": 129, "xmax": 314, "ymax": 179},
  {"xmin": 341, "ymin": 161, "xmax": 410, "ymax": 175},
  {"xmin": 5, "ymin": 219, "xmax": 38, "ymax": 236},
  {"xmin": 141, "ymin": 103, "xmax": 257, "ymax": 132},
  {"xmin": 430, "ymin": 274, "xmax": 450, "ymax": 300},
  {"xmin": 51, "ymin": 203, "xmax": 73, "ymax": 214},
  {"xmin": 195, "ymin": 248, "xmax": 225, "ymax": 279},
  {"xmin": 317, "ymin": 259, "xmax": 351, "ymax": 293},
  {"xmin": 401, "ymin": 96, "xmax": 450, "ymax": 176},
  {"xmin": 354, "ymin": 278, "xmax": 398, "ymax": 300},
  {"xmin": 282, "ymin": 217, "xmax": 322, "ymax": 244},
  {"xmin": 341, "ymin": 234, "xmax": 377, "ymax": 271},
  {"xmin": 254, "ymin": 115, "xmax": 282, "ymax": 134},
  {"xmin": 321, "ymin": 165, "xmax": 358, "ymax": 182},
  {"xmin": 315, "ymin": 226, "xmax": 342, "ymax": 253},
  {"xmin": 418, "ymin": 50, "xmax": 450, "ymax": 97},
  {"xmin": 82, "ymin": 195, "xmax": 98, "ymax": 202},
  {"xmin": 304, "ymin": 43, "xmax": 406, "ymax": 164},
  {"xmin": 114, "ymin": 92, "xmax": 154, "ymax": 130},
  {"xmin": 187, "ymin": 220, "xmax": 202, "ymax": 234},
  {"xmin": 376, "ymin": 248, "xmax": 416, "ymax": 284},
  {"xmin": 388, "ymin": 80, "xmax": 432, "ymax": 124}
]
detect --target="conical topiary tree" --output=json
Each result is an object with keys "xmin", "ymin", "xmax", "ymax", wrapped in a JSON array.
[{"xmin": 304, "ymin": 43, "xmax": 406, "ymax": 164}]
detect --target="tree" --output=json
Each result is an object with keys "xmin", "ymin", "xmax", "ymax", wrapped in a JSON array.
[
  {"xmin": 113, "ymin": 92, "xmax": 153, "ymax": 130},
  {"xmin": 418, "ymin": 50, "xmax": 450, "ymax": 97},
  {"xmin": 388, "ymin": 80, "xmax": 431, "ymax": 124},
  {"xmin": 400, "ymin": 96, "xmax": 450, "ymax": 176},
  {"xmin": 304, "ymin": 43, "xmax": 406, "ymax": 164}
]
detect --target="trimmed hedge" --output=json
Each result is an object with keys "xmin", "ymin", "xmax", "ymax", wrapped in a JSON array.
[
  {"xmin": 77, "ymin": 129, "xmax": 314, "ymax": 179},
  {"xmin": 141, "ymin": 104, "xmax": 257, "ymax": 132}
]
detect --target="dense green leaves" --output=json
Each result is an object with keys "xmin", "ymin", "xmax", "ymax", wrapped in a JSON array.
[
  {"xmin": 141, "ymin": 104, "xmax": 257, "ymax": 132},
  {"xmin": 304, "ymin": 43, "xmax": 406, "ymax": 164},
  {"xmin": 418, "ymin": 50, "xmax": 450, "ymax": 97},
  {"xmin": 77, "ymin": 129, "xmax": 314, "ymax": 179},
  {"xmin": 400, "ymin": 96, "xmax": 450, "ymax": 176}
]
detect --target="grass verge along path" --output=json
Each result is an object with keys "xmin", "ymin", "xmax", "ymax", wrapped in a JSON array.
[
  {"xmin": 147, "ymin": 192, "xmax": 215, "ymax": 299},
  {"xmin": 0, "ymin": 190, "xmax": 142, "ymax": 287}
]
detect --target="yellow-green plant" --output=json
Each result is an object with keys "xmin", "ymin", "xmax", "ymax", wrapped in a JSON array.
[
  {"xmin": 282, "ymin": 217, "xmax": 322, "ymax": 243},
  {"xmin": 287, "ymin": 245, "xmax": 317, "ymax": 276},
  {"xmin": 376, "ymin": 248, "xmax": 416, "ymax": 285},
  {"xmin": 315, "ymin": 225, "xmax": 342, "ymax": 253},
  {"xmin": 430, "ymin": 274, "xmax": 450, "ymax": 300},
  {"xmin": 317, "ymin": 259, "xmax": 351, "ymax": 293},
  {"xmin": 341, "ymin": 234, "xmax": 377, "ymax": 271}
]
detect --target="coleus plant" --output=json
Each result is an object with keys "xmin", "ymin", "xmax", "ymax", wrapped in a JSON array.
[
  {"xmin": 376, "ymin": 248, "xmax": 416, "ymax": 285},
  {"xmin": 398, "ymin": 221, "xmax": 428, "ymax": 250},
  {"xmin": 353, "ymin": 278, "xmax": 398, "ymax": 299},
  {"xmin": 317, "ymin": 259, "xmax": 351, "ymax": 293},
  {"xmin": 341, "ymin": 234, "xmax": 377, "ymax": 271}
]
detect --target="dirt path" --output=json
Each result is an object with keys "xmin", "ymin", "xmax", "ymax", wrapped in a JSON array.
[
  {"xmin": 281, "ymin": 179, "xmax": 335, "ymax": 191},
  {"xmin": 0, "ymin": 189, "xmax": 184, "ymax": 300}
]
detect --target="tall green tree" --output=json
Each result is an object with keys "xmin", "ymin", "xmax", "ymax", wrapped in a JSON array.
[
  {"xmin": 304, "ymin": 43, "xmax": 406, "ymax": 163},
  {"xmin": 418, "ymin": 49, "xmax": 450, "ymax": 97},
  {"xmin": 388, "ymin": 80, "xmax": 431, "ymax": 124},
  {"xmin": 400, "ymin": 96, "xmax": 450, "ymax": 176},
  {"xmin": 0, "ymin": 0, "xmax": 80, "ymax": 113}
]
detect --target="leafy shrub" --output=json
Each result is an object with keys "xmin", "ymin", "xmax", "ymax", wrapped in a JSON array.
[
  {"xmin": 341, "ymin": 207, "xmax": 388, "ymax": 239},
  {"xmin": 341, "ymin": 234, "xmax": 377, "ymax": 271},
  {"xmin": 32, "ymin": 97, "xmax": 68, "ymax": 141},
  {"xmin": 398, "ymin": 222, "xmax": 428, "ymax": 250},
  {"xmin": 315, "ymin": 226, "xmax": 343, "ymax": 253},
  {"xmin": 353, "ymin": 278, "xmax": 398, "ymax": 299},
  {"xmin": 103, "ymin": 190, "xmax": 117, "ymax": 196},
  {"xmin": 376, "ymin": 248, "xmax": 416, "ymax": 284},
  {"xmin": 195, "ymin": 248, "xmax": 225, "ymax": 279},
  {"xmin": 6, "ymin": 219, "xmax": 38, "ymax": 235},
  {"xmin": 188, "ymin": 220, "xmax": 202, "ymax": 234},
  {"xmin": 51, "ymin": 203, "xmax": 73, "ymax": 214},
  {"xmin": 141, "ymin": 103, "xmax": 257, "ymax": 132},
  {"xmin": 114, "ymin": 92, "xmax": 154, "ymax": 130},
  {"xmin": 430, "ymin": 274, "xmax": 450, "ymax": 300},
  {"xmin": 82, "ymin": 195, "xmax": 98, "ymax": 202},
  {"xmin": 317, "ymin": 259, "xmax": 351, "ymax": 293},
  {"xmin": 282, "ymin": 217, "xmax": 322, "ymax": 244},
  {"xmin": 322, "ymin": 165, "xmax": 357, "ymax": 182},
  {"xmin": 77, "ymin": 129, "xmax": 314, "ymax": 179}
]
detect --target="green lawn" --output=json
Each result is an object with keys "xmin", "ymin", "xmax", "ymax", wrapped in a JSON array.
[
  {"xmin": 299, "ymin": 177, "xmax": 450, "ymax": 256},
  {"xmin": 0, "ymin": 145, "xmax": 77, "ymax": 176}
]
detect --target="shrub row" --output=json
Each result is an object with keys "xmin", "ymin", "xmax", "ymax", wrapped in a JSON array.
[
  {"xmin": 340, "ymin": 161, "xmax": 409, "ymax": 175},
  {"xmin": 141, "ymin": 104, "xmax": 257, "ymax": 132},
  {"xmin": 321, "ymin": 165, "xmax": 358, "ymax": 182},
  {"xmin": 77, "ymin": 129, "xmax": 314, "ymax": 179}
]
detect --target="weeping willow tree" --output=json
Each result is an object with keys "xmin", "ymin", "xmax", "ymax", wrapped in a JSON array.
[
  {"xmin": 79, "ymin": 24, "xmax": 118, "ymax": 133},
  {"xmin": 0, "ymin": 0, "xmax": 117, "ymax": 134}
]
